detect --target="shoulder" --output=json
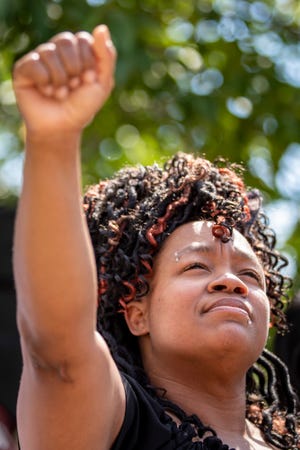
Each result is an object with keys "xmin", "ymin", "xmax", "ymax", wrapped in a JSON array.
[{"xmin": 111, "ymin": 373, "xmax": 173, "ymax": 450}]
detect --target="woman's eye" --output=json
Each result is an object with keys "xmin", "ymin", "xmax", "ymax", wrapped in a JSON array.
[
  {"xmin": 240, "ymin": 270, "xmax": 263, "ymax": 285},
  {"xmin": 184, "ymin": 263, "xmax": 208, "ymax": 272}
]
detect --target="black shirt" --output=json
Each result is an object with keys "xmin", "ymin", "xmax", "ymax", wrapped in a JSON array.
[{"xmin": 111, "ymin": 373, "xmax": 233, "ymax": 450}]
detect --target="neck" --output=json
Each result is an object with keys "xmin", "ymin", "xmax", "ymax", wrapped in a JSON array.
[
  {"xmin": 141, "ymin": 350, "xmax": 274, "ymax": 448},
  {"xmin": 148, "ymin": 366, "xmax": 247, "ymax": 436}
]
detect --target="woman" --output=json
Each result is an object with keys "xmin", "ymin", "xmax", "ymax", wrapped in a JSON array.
[{"xmin": 13, "ymin": 25, "xmax": 299, "ymax": 449}]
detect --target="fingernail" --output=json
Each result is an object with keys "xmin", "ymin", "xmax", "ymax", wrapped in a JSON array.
[
  {"xmin": 95, "ymin": 24, "xmax": 107, "ymax": 33},
  {"xmin": 69, "ymin": 77, "xmax": 80, "ymax": 89},
  {"xmin": 82, "ymin": 70, "xmax": 97, "ymax": 84},
  {"xmin": 39, "ymin": 85, "xmax": 54, "ymax": 97},
  {"xmin": 106, "ymin": 39, "xmax": 114, "ymax": 49},
  {"xmin": 55, "ymin": 86, "xmax": 69, "ymax": 100}
]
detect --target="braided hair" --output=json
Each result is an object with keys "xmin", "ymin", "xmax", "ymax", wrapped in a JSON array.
[{"xmin": 83, "ymin": 152, "xmax": 299, "ymax": 448}]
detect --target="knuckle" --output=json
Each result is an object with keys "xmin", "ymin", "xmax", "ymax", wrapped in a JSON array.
[
  {"xmin": 51, "ymin": 33, "xmax": 78, "ymax": 55},
  {"xmin": 36, "ymin": 42, "xmax": 56, "ymax": 52},
  {"xmin": 13, "ymin": 53, "xmax": 41, "ymax": 77},
  {"xmin": 57, "ymin": 38, "xmax": 74, "ymax": 49},
  {"xmin": 36, "ymin": 43, "xmax": 56, "ymax": 57},
  {"xmin": 51, "ymin": 31, "xmax": 76, "ymax": 43},
  {"xmin": 76, "ymin": 31, "xmax": 93, "ymax": 43}
]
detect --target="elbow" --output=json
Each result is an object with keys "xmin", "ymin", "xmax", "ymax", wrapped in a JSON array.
[{"xmin": 17, "ymin": 310, "xmax": 76, "ymax": 382}]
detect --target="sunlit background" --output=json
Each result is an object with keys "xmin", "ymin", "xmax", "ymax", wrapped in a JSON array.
[{"xmin": 1, "ymin": 0, "xmax": 300, "ymax": 290}]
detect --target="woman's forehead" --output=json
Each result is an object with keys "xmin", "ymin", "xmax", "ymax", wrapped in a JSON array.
[{"xmin": 158, "ymin": 221, "xmax": 259, "ymax": 264}]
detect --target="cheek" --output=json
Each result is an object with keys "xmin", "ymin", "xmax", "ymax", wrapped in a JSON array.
[
  {"xmin": 152, "ymin": 278, "xmax": 201, "ymax": 308},
  {"xmin": 172, "ymin": 278, "xmax": 206, "ymax": 300},
  {"xmin": 263, "ymin": 294, "xmax": 271, "ymax": 322},
  {"xmin": 255, "ymin": 293, "xmax": 270, "ymax": 338},
  {"xmin": 147, "ymin": 283, "xmax": 197, "ymax": 333}
]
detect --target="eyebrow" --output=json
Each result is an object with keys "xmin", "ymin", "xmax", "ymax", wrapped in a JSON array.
[
  {"xmin": 174, "ymin": 242, "xmax": 214, "ymax": 261},
  {"xmin": 175, "ymin": 242, "xmax": 261, "ymax": 268}
]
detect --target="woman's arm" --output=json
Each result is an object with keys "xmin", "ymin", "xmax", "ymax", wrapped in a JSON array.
[{"xmin": 13, "ymin": 25, "xmax": 125, "ymax": 450}]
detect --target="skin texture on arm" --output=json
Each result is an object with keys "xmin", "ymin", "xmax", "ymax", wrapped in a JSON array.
[{"xmin": 13, "ymin": 26, "xmax": 125, "ymax": 450}]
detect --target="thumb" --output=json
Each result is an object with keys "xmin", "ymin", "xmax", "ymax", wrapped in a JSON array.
[
  {"xmin": 92, "ymin": 24, "xmax": 113, "ymax": 60},
  {"xmin": 92, "ymin": 24, "xmax": 116, "ymax": 87}
]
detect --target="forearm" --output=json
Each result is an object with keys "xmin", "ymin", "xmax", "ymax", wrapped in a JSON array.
[
  {"xmin": 12, "ymin": 25, "xmax": 115, "ymax": 366},
  {"xmin": 14, "ymin": 132, "xmax": 97, "ymax": 358}
]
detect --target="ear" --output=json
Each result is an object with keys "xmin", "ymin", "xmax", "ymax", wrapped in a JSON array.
[{"xmin": 124, "ymin": 299, "xmax": 149, "ymax": 336}]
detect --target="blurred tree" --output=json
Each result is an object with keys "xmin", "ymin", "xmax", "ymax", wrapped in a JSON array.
[{"xmin": 0, "ymin": 0, "xmax": 299, "ymax": 292}]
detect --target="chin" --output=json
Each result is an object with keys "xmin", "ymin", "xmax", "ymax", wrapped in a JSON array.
[{"xmin": 213, "ymin": 322, "xmax": 264, "ymax": 362}]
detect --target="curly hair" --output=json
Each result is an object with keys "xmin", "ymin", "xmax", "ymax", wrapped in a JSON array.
[{"xmin": 83, "ymin": 152, "xmax": 299, "ymax": 449}]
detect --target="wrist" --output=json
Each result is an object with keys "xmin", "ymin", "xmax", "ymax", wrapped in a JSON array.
[
  {"xmin": 23, "ymin": 131, "xmax": 83, "ymax": 195},
  {"xmin": 25, "ymin": 130, "xmax": 82, "ymax": 156}
]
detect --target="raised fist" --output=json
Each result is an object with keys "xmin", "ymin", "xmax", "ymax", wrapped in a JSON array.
[{"xmin": 13, "ymin": 25, "xmax": 116, "ymax": 135}]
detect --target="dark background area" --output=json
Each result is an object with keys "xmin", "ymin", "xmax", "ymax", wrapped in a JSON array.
[{"xmin": 0, "ymin": 207, "xmax": 22, "ymax": 417}]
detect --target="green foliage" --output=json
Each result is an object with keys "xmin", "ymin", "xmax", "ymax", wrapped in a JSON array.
[{"xmin": 0, "ymin": 0, "xmax": 299, "ymax": 291}]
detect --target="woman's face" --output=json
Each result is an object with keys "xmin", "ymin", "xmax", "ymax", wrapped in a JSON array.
[{"xmin": 134, "ymin": 221, "xmax": 270, "ymax": 377}]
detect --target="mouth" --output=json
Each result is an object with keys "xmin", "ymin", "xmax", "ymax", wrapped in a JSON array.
[{"xmin": 203, "ymin": 298, "xmax": 252, "ymax": 320}]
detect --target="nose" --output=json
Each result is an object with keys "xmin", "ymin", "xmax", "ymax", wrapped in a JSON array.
[{"xmin": 207, "ymin": 273, "xmax": 249, "ymax": 297}]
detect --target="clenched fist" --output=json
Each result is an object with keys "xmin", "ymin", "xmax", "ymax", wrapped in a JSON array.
[{"xmin": 13, "ymin": 25, "xmax": 116, "ymax": 135}]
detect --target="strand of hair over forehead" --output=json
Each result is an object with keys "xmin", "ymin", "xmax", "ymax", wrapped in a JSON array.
[{"xmin": 84, "ymin": 152, "xmax": 299, "ymax": 449}]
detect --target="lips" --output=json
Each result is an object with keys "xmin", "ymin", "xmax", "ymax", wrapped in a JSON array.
[{"xmin": 203, "ymin": 298, "xmax": 252, "ymax": 319}]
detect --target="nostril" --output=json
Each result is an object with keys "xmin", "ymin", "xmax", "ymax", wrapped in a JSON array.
[
  {"xmin": 213, "ymin": 285, "xmax": 226, "ymax": 291},
  {"xmin": 234, "ymin": 286, "xmax": 246, "ymax": 295}
]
